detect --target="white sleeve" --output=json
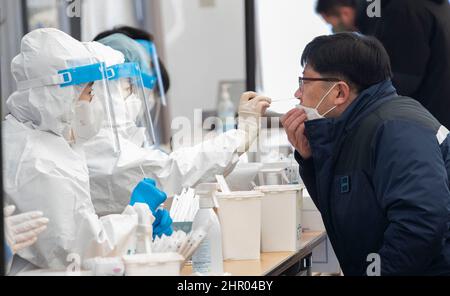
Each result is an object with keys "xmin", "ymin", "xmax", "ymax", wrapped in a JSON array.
[
  {"xmin": 9, "ymin": 167, "xmax": 138, "ymax": 270},
  {"xmin": 142, "ymin": 129, "xmax": 247, "ymax": 196}
]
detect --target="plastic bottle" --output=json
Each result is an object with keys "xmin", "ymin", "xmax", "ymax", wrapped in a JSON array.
[
  {"xmin": 191, "ymin": 183, "xmax": 224, "ymax": 275},
  {"xmin": 217, "ymin": 83, "xmax": 236, "ymax": 132},
  {"xmin": 133, "ymin": 203, "xmax": 153, "ymax": 254}
]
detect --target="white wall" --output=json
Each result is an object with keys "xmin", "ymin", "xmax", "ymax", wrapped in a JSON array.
[
  {"xmin": 81, "ymin": 0, "xmax": 139, "ymax": 41},
  {"xmin": 160, "ymin": 0, "xmax": 246, "ymax": 130},
  {"xmin": 256, "ymin": 0, "xmax": 330, "ymax": 100}
]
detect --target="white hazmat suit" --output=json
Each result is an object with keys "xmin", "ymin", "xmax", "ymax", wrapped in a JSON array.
[
  {"xmin": 83, "ymin": 83, "xmax": 271, "ymax": 216},
  {"xmin": 83, "ymin": 29, "xmax": 271, "ymax": 216},
  {"xmin": 2, "ymin": 28, "xmax": 143, "ymax": 272}
]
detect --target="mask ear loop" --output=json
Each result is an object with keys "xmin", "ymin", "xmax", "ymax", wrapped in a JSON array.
[
  {"xmin": 316, "ymin": 83, "xmax": 339, "ymax": 117},
  {"xmin": 321, "ymin": 105, "xmax": 338, "ymax": 118}
]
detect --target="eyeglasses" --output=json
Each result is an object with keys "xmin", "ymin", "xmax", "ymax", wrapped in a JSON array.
[{"xmin": 298, "ymin": 77, "xmax": 341, "ymax": 90}]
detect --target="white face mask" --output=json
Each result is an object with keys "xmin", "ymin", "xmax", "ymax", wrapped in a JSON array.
[
  {"xmin": 118, "ymin": 125, "xmax": 147, "ymax": 147},
  {"xmin": 73, "ymin": 99, "xmax": 104, "ymax": 142},
  {"xmin": 125, "ymin": 94, "xmax": 143, "ymax": 122},
  {"xmin": 296, "ymin": 83, "xmax": 338, "ymax": 121}
]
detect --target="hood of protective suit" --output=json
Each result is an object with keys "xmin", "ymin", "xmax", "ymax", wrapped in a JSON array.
[
  {"xmin": 82, "ymin": 41, "xmax": 125, "ymax": 68},
  {"xmin": 6, "ymin": 28, "xmax": 99, "ymax": 137}
]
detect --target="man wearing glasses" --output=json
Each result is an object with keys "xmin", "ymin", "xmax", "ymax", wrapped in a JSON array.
[{"xmin": 282, "ymin": 33, "xmax": 450, "ymax": 276}]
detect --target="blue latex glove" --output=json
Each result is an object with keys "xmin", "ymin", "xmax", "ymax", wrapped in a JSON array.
[
  {"xmin": 129, "ymin": 178, "xmax": 167, "ymax": 214},
  {"xmin": 153, "ymin": 208, "xmax": 173, "ymax": 239}
]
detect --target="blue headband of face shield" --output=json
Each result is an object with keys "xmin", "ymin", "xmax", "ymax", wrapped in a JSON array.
[
  {"xmin": 106, "ymin": 62, "xmax": 140, "ymax": 80},
  {"xmin": 106, "ymin": 62, "xmax": 156, "ymax": 90},
  {"xmin": 141, "ymin": 72, "xmax": 157, "ymax": 90},
  {"xmin": 58, "ymin": 62, "xmax": 107, "ymax": 87},
  {"xmin": 136, "ymin": 39, "xmax": 167, "ymax": 106},
  {"xmin": 14, "ymin": 62, "xmax": 107, "ymax": 91}
]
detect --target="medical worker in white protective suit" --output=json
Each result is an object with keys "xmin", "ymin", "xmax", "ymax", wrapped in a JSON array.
[
  {"xmin": 81, "ymin": 40, "xmax": 173, "ymax": 238},
  {"xmin": 2, "ymin": 28, "xmax": 154, "ymax": 273},
  {"xmin": 82, "ymin": 33, "xmax": 272, "ymax": 223}
]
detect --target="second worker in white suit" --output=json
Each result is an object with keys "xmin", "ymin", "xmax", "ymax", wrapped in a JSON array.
[{"xmin": 82, "ymin": 33, "xmax": 272, "ymax": 217}]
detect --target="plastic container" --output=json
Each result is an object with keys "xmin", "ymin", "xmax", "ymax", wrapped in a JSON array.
[
  {"xmin": 192, "ymin": 183, "xmax": 224, "ymax": 274},
  {"xmin": 122, "ymin": 253, "xmax": 184, "ymax": 276},
  {"xmin": 255, "ymin": 185, "xmax": 303, "ymax": 252},
  {"xmin": 225, "ymin": 162, "xmax": 263, "ymax": 191},
  {"xmin": 133, "ymin": 203, "xmax": 154, "ymax": 254},
  {"xmin": 172, "ymin": 221, "xmax": 193, "ymax": 234},
  {"xmin": 216, "ymin": 190, "xmax": 264, "ymax": 260},
  {"xmin": 302, "ymin": 190, "xmax": 325, "ymax": 231},
  {"xmin": 258, "ymin": 161, "xmax": 291, "ymax": 185},
  {"xmin": 83, "ymin": 257, "xmax": 125, "ymax": 276}
]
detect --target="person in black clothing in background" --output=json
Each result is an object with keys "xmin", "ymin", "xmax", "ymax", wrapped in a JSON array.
[{"xmin": 315, "ymin": 0, "xmax": 450, "ymax": 129}]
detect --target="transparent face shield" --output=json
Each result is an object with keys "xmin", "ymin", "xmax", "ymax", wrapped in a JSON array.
[
  {"xmin": 106, "ymin": 62, "xmax": 156, "ymax": 148},
  {"xmin": 16, "ymin": 58, "xmax": 120, "ymax": 151},
  {"xmin": 61, "ymin": 59, "xmax": 120, "ymax": 151},
  {"xmin": 140, "ymin": 66, "xmax": 159, "ymax": 140},
  {"xmin": 136, "ymin": 39, "xmax": 167, "ymax": 106}
]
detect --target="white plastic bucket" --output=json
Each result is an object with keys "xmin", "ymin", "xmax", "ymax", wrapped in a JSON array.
[
  {"xmin": 83, "ymin": 256, "xmax": 125, "ymax": 276},
  {"xmin": 122, "ymin": 253, "xmax": 184, "ymax": 276},
  {"xmin": 225, "ymin": 162, "xmax": 263, "ymax": 191},
  {"xmin": 216, "ymin": 191, "xmax": 264, "ymax": 260},
  {"xmin": 302, "ymin": 190, "xmax": 325, "ymax": 231},
  {"xmin": 255, "ymin": 185, "xmax": 303, "ymax": 252}
]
